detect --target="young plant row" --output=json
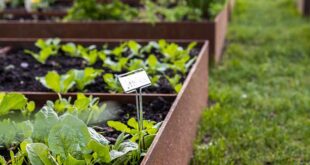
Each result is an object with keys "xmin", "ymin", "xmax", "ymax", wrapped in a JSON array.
[
  {"xmin": 0, "ymin": 0, "xmax": 228, "ymax": 22},
  {"xmin": 0, "ymin": 92, "xmax": 161, "ymax": 165},
  {"xmin": 25, "ymin": 38, "xmax": 198, "ymax": 93},
  {"xmin": 66, "ymin": 0, "xmax": 228, "ymax": 22}
]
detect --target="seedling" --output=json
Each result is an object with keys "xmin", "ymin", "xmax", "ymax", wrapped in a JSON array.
[{"xmin": 25, "ymin": 38, "xmax": 61, "ymax": 64}]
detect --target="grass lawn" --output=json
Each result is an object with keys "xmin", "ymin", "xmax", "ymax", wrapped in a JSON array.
[{"xmin": 192, "ymin": 0, "xmax": 310, "ymax": 164}]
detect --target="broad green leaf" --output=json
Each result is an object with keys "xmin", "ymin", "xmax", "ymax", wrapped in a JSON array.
[
  {"xmin": 38, "ymin": 71, "xmax": 61, "ymax": 92},
  {"xmin": 87, "ymin": 139, "xmax": 111, "ymax": 163},
  {"xmin": 61, "ymin": 43, "xmax": 78, "ymax": 57},
  {"xmin": 127, "ymin": 40, "xmax": 141, "ymax": 55},
  {"xmin": 107, "ymin": 121, "xmax": 131, "ymax": 133},
  {"xmin": 69, "ymin": 68, "xmax": 102, "ymax": 90},
  {"xmin": 0, "ymin": 119, "xmax": 16, "ymax": 147},
  {"xmin": 0, "ymin": 93, "xmax": 28, "ymax": 116},
  {"xmin": 110, "ymin": 142, "xmax": 138, "ymax": 160},
  {"xmin": 48, "ymin": 114, "xmax": 91, "ymax": 160},
  {"xmin": 26, "ymin": 101, "xmax": 36, "ymax": 112},
  {"xmin": 127, "ymin": 118, "xmax": 138, "ymax": 130},
  {"xmin": 64, "ymin": 154, "xmax": 86, "ymax": 165},
  {"xmin": 37, "ymin": 71, "xmax": 76, "ymax": 93},
  {"xmin": 32, "ymin": 104, "xmax": 59, "ymax": 142},
  {"xmin": 88, "ymin": 127, "xmax": 110, "ymax": 145},
  {"xmin": 174, "ymin": 84, "xmax": 183, "ymax": 93},
  {"xmin": 143, "ymin": 135, "xmax": 156, "ymax": 150},
  {"xmin": 146, "ymin": 54, "xmax": 158, "ymax": 69},
  {"xmin": 0, "ymin": 155, "xmax": 6, "ymax": 165},
  {"xmin": 103, "ymin": 74, "xmax": 122, "ymax": 93},
  {"xmin": 128, "ymin": 59, "xmax": 145, "ymax": 71},
  {"xmin": 26, "ymin": 143, "xmax": 56, "ymax": 165}
]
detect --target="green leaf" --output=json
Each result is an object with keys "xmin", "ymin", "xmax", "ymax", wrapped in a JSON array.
[
  {"xmin": 127, "ymin": 40, "xmax": 141, "ymax": 56},
  {"xmin": 0, "ymin": 119, "xmax": 16, "ymax": 147},
  {"xmin": 64, "ymin": 154, "xmax": 86, "ymax": 165},
  {"xmin": 103, "ymin": 74, "xmax": 122, "ymax": 93},
  {"xmin": 127, "ymin": 118, "xmax": 138, "ymax": 130},
  {"xmin": 87, "ymin": 139, "xmax": 111, "ymax": 163},
  {"xmin": 174, "ymin": 83, "xmax": 183, "ymax": 93},
  {"xmin": 127, "ymin": 59, "xmax": 145, "ymax": 71},
  {"xmin": 69, "ymin": 68, "xmax": 103, "ymax": 91},
  {"xmin": 110, "ymin": 142, "xmax": 138, "ymax": 161},
  {"xmin": 26, "ymin": 101, "xmax": 36, "ymax": 112},
  {"xmin": 48, "ymin": 114, "xmax": 91, "ymax": 160},
  {"xmin": 0, "ymin": 155, "xmax": 6, "ymax": 165},
  {"xmin": 0, "ymin": 93, "xmax": 28, "ymax": 116},
  {"xmin": 88, "ymin": 127, "xmax": 110, "ymax": 145},
  {"xmin": 61, "ymin": 43, "xmax": 78, "ymax": 57},
  {"xmin": 26, "ymin": 143, "xmax": 56, "ymax": 165},
  {"xmin": 107, "ymin": 121, "xmax": 131, "ymax": 133},
  {"xmin": 37, "ymin": 71, "xmax": 76, "ymax": 93},
  {"xmin": 32, "ymin": 104, "xmax": 59, "ymax": 142}
]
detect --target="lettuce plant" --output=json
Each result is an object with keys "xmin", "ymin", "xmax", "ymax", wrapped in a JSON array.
[
  {"xmin": 0, "ymin": 92, "xmax": 35, "ymax": 116},
  {"xmin": 103, "ymin": 57, "xmax": 128, "ymax": 72},
  {"xmin": 37, "ymin": 71, "xmax": 76, "ymax": 93},
  {"xmin": 68, "ymin": 68, "xmax": 103, "ymax": 91},
  {"xmin": 165, "ymin": 74, "xmax": 183, "ymax": 93},
  {"xmin": 52, "ymin": 93, "xmax": 108, "ymax": 125},
  {"xmin": 102, "ymin": 74, "xmax": 123, "ymax": 93},
  {"xmin": 37, "ymin": 68, "xmax": 103, "ymax": 93},
  {"xmin": 146, "ymin": 54, "xmax": 169, "ymax": 74},
  {"xmin": 108, "ymin": 118, "xmax": 161, "ymax": 150},
  {"xmin": 24, "ymin": 38, "xmax": 60, "ymax": 64}
]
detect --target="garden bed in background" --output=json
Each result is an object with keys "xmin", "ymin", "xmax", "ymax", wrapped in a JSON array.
[
  {"xmin": 0, "ymin": 0, "xmax": 233, "ymax": 63},
  {"xmin": 297, "ymin": 0, "xmax": 310, "ymax": 16},
  {"xmin": 0, "ymin": 39, "xmax": 209, "ymax": 164}
]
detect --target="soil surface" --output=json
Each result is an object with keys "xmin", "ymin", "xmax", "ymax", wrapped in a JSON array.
[{"xmin": 0, "ymin": 45, "xmax": 199, "ymax": 93}]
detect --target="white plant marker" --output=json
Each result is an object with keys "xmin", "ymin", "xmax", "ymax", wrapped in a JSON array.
[{"xmin": 117, "ymin": 68, "xmax": 152, "ymax": 151}]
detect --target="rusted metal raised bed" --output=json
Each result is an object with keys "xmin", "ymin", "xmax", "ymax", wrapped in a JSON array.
[
  {"xmin": 0, "ymin": 39, "xmax": 209, "ymax": 164},
  {"xmin": 0, "ymin": 0, "xmax": 232, "ymax": 63},
  {"xmin": 297, "ymin": 0, "xmax": 310, "ymax": 16}
]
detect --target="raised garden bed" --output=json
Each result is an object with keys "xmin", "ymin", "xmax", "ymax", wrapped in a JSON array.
[
  {"xmin": 0, "ymin": 0, "xmax": 232, "ymax": 63},
  {"xmin": 0, "ymin": 39, "xmax": 209, "ymax": 164},
  {"xmin": 297, "ymin": 0, "xmax": 310, "ymax": 16}
]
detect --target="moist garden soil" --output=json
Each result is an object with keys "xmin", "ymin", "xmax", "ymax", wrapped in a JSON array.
[{"xmin": 0, "ymin": 45, "xmax": 200, "ymax": 93}]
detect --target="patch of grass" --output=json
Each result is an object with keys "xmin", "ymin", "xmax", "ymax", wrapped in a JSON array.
[{"xmin": 192, "ymin": 0, "xmax": 310, "ymax": 164}]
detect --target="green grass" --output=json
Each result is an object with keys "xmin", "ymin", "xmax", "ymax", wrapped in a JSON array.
[{"xmin": 192, "ymin": 0, "xmax": 310, "ymax": 164}]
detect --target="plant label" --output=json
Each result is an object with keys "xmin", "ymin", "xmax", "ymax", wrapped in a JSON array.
[{"xmin": 117, "ymin": 69, "xmax": 151, "ymax": 93}]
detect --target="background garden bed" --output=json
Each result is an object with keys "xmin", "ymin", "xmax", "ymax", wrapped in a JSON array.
[{"xmin": 0, "ymin": 0, "xmax": 233, "ymax": 63}]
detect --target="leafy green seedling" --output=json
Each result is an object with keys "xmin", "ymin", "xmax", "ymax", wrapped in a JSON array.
[
  {"xmin": 37, "ymin": 71, "xmax": 76, "ymax": 93},
  {"xmin": 108, "ymin": 118, "xmax": 161, "ymax": 150},
  {"xmin": 127, "ymin": 59, "xmax": 146, "ymax": 71},
  {"xmin": 127, "ymin": 40, "xmax": 142, "ymax": 57},
  {"xmin": 165, "ymin": 74, "xmax": 183, "ymax": 93},
  {"xmin": 0, "ymin": 93, "xmax": 35, "ymax": 116},
  {"xmin": 61, "ymin": 42, "xmax": 78, "ymax": 57},
  {"xmin": 104, "ymin": 57, "xmax": 128, "ymax": 72},
  {"xmin": 158, "ymin": 40, "xmax": 197, "ymax": 63},
  {"xmin": 146, "ymin": 54, "xmax": 169, "ymax": 74},
  {"xmin": 69, "ymin": 68, "xmax": 103, "ymax": 91},
  {"xmin": 25, "ymin": 38, "xmax": 61, "ymax": 64},
  {"xmin": 102, "ymin": 74, "xmax": 123, "ymax": 93}
]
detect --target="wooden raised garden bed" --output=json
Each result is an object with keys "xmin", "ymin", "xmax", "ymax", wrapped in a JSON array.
[
  {"xmin": 0, "ymin": 39, "xmax": 209, "ymax": 164},
  {"xmin": 297, "ymin": 0, "xmax": 310, "ymax": 16},
  {"xmin": 0, "ymin": 0, "xmax": 233, "ymax": 63}
]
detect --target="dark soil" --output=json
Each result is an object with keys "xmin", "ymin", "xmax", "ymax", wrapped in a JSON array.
[{"xmin": 0, "ymin": 45, "xmax": 199, "ymax": 94}]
